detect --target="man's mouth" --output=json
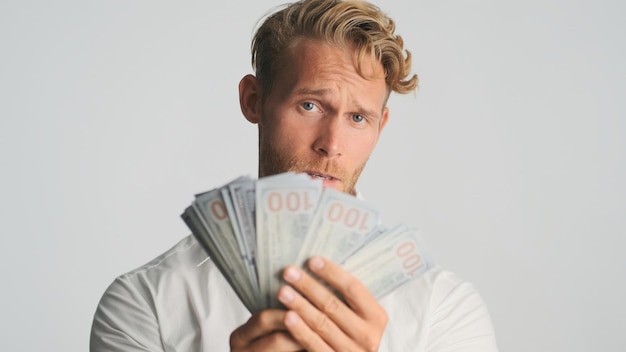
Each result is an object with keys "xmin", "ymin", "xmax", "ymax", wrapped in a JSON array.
[{"xmin": 305, "ymin": 171, "xmax": 338, "ymax": 181}]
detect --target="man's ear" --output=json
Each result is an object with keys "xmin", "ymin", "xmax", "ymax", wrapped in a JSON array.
[
  {"xmin": 379, "ymin": 106, "xmax": 390, "ymax": 133},
  {"xmin": 239, "ymin": 74, "xmax": 263, "ymax": 124}
]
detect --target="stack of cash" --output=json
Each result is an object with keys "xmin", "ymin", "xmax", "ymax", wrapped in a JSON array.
[{"xmin": 181, "ymin": 172, "xmax": 433, "ymax": 313}]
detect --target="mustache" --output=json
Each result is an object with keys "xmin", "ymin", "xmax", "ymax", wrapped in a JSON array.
[
  {"xmin": 293, "ymin": 159, "xmax": 343, "ymax": 177},
  {"xmin": 259, "ymin": 141, "xmax": 365, "ymax": 195},
  {"xmin": 260, "ymin": 143, "xmax": 345, "ymax": 179},
  {"xmin": 281, "ymin": 157, "xmax": 346, "ymax": 180}
]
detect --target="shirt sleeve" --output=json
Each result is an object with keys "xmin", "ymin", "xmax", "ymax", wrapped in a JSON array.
[
  {"xmin": 90, "ymin": 276, "xmax": 165, "ymax": 352},
  {"xmin": 426, "ymin": 278, "xmax": 499, "ymax": 352}
]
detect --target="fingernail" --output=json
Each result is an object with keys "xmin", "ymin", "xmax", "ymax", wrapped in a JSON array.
[
  {"xmin": 309, "ymin": 256, "xmax": 324, "ymax": 271},
  {"xmin": 278, "ymin": 286, "xmax": 295, "ymax": 303},
  {"xmin": 283, "ymin": 266, "xmax": 301, "ymax": 282},
  {"xmin": 285, "ymin": 311, "xmax": 299, "ymax": 326}
]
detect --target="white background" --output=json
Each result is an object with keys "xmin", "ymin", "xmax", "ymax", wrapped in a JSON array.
[{"xmin": 1, "ymin": 0, "xmax": 624, "ymax": 351}]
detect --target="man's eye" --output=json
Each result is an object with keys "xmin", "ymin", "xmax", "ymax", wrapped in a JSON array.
[
  {"xmin": 302, "ymin": 102, "xmax": 316, "ymax": 111},
  {"xmin": 352, "ymin": 114, "xmax": 365, "ymax": 123}
]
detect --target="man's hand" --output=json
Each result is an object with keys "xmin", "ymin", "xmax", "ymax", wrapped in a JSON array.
[
  {"xmin": 277, "ymin": 256, "xmax": 388, "ymax": 352},
  {"xmin": 230, "ymin": 256, "xmax": 387, "ymax": 351},
  {"xmin": 229, "ymin": 309, "xmax": 303, "ymax": 351}
]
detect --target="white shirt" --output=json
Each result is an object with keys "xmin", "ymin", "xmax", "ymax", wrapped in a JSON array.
[{"xmin": 90, "ymin": 235, "xmax": 498, "ymax": 351}]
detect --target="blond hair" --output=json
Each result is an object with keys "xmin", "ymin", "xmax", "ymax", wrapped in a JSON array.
[{"xmin": 251, "ymin": 0, "xmax": 418, "ymax": 95}]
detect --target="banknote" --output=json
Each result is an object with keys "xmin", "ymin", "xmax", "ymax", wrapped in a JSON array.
[
  {"xmin": 341, "ymin": 224, "xmax": 434, "ymax": 299},
  {"xmin": 256, "ymin": 173, "xmax": 323, "ymax": 307},
  {"xmin": 295, "ymin": 188, "xmax": 382, "ymax": 267},
  {"xmin": 182, "ymin": 172, "xmax": 434, "ymax": 312},
  {"xmin": 181, "ymin": 203, "xmax": 257, "ymax": 310},
  {"xmin": 221, "ymin": 177, "xmax": 260, "ymax": 300},
  {"xmin": 193, "ymin": 181, "xmax": 261, "ymax": 311}
]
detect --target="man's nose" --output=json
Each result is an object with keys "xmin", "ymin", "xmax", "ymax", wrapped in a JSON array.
[{"xmin": 312, "ymin": 115, "xmax": 343, "ymax": 159}]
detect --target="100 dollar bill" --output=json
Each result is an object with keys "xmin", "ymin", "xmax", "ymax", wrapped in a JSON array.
[{"xmin": 182, "ymin": 173, "xmax": 434, "ymax": 312}]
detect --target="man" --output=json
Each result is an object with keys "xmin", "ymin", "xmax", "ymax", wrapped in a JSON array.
[{"xmin": 90, "ymin": 0, "xmax": 499, "ymax": 351}]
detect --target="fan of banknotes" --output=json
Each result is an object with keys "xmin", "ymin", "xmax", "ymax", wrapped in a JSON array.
[{"xmin": 181, "ymin": 172, "xmax": 433, "ymax": 313}]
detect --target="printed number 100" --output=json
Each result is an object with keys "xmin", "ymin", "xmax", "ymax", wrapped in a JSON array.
[
  {"xmin": 396, "ymin": 241, "xmax": 424, "ymax": 277},
  {"xmin": 326, "ymin": 203, "xmax": 371, "ymax": 232},
  {"xmin": 266, "ymin": 191, "xmax": 314, "ymax": 212}
]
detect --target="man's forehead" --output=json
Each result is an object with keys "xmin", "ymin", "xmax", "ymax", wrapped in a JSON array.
[{"xmin": 286, "ymin": 38, "xmax": 386, "ymax": 77}]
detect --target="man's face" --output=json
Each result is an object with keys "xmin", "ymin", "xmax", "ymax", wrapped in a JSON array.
[{"xmin": 242, "ymin": 39, "xmax": 389, "ymax": 194}]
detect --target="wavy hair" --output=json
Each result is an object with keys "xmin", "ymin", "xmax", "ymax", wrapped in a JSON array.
[{"xmin": 251, "ymin": 0, "xmax": 418, "ymax": 96}]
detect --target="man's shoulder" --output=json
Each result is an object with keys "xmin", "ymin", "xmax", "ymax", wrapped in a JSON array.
[
  {"xmin": 423, "ymin": 266, "xmax": 480, "ymax": 298},
  {"xmin": 123, "ymin": 235, "xmax": 205, "ymax": 274},
  {"xmin": 91, "ymin": 236, "xmax": 247, "ymax": 351},
  {"xmin": 380, "ymin": 267, "xmax": 498, "ymax": 351},
  {"xmin": 93, "ymin": 234, "xmax": 228, "ymax": 322},
  {"xmin": 382, "ymin": 266, "xmax": 475, "ymax": 306},
  {"xmin": 392, "ymin": 265, "xmax": 493, "ymax": 314},
  {"xmin": 109, "ymin": 235, "xmax": 211, "ymax": 293}
]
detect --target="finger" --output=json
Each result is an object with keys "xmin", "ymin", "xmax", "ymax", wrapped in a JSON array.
[
  {"xmin": 282, "ymin": 265, "xmax": 356, "ymax": 324},
  {"xmin": 279, "ymin": 269, "xmax": 362, "ymax": 351},
  {"xmin": 282, "ymin": 310, "xmax": 336, "ymax": 352},
  {"xmin": 229, "ymin": 309, "xmax": 288, "ymax": 348},
  {"xmin": 307, "ymin": 256, "xmax": 387, "ymax": 322},
  {"xmin": 305, "ymin": 257, "xmax": 389, "ymax": 351},
  {"xmin": 247, "ymin": 330, "xmax": 303, "ymax": 352}
]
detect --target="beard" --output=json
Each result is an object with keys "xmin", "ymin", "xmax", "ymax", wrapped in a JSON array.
[{"xmin": 258, "ymin": 138, "xmax": 365, "ymax": 195}]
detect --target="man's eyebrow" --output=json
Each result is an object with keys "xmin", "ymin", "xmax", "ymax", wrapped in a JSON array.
[
  {"xmin": 293, "ymin": 88, "xmax": 382, "ymax": 118},
  {"xmin": 293, "ymin": 88, "xmax": 331, "ymax": 96}
]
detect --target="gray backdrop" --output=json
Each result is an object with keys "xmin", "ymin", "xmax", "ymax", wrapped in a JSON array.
[{"xmin": 1, "ymin": 0, "xmax": 624, "ymax": 351}]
